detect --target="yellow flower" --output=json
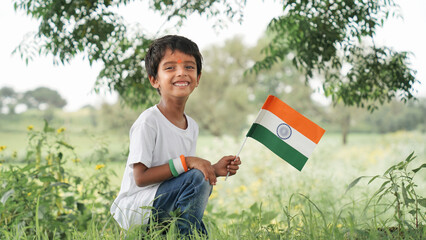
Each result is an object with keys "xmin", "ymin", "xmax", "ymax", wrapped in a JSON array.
[
  {"xmin": 46, "ymin": 155, "xmax": 52, "ymax": 165},
  {"xmin": 57, "ymin": 127, "xmax": 66, "ymax": 134},
  {"xmin": 27, "ymin": 192, "xmax": 32, "ymax": 196},
  {"xmin": 27, "ymin": 125, "xmax": 34, "ymax": 131},
  {"xmin": 72, "ymin": 158, "xmax": 81, "ymax": 163},
  {"xmin": 0, "ymin": 146, "xmax": 6, "ymax": 152},
  {"xmin": 293, "ymin": 204, "xmax": 303, "ymax": 211},
  {"xmin": 233, "ymin": 184, "xmax": 247, "ymax": 194},
  {"xmin": 337, "ymin": 224, "xmax": 343, "ymax": 228},
  {"xmin": 95, "ymin": 164, "xmax": 105, "ymax": 170}
]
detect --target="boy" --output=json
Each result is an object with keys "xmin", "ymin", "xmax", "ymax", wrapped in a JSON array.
[{"xmin": 110, "ymin": 35, "xmax": 241, "ymax": 236}]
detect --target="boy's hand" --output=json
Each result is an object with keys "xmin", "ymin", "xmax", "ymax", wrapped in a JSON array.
[
  {"xmin": 213, "ymin": 155, "xmax": 241, "ymax": 177},
  {"xmin": 186, "ymin": 157, "xmax": 217, "ymax": 185}
]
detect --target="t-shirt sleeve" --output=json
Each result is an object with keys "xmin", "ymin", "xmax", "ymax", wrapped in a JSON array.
[{"xmin": 127, "ymin": 122, "xmax": 156, "ymax": 168}]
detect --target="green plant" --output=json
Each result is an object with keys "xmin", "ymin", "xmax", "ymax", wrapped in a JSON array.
[
  {"xmin": 346, "ymin": 152, "xmax": 425, "ymax": 233},
  {"xmin": 0, "ymin": 121, "xmax": 117, "ymax": 238}
]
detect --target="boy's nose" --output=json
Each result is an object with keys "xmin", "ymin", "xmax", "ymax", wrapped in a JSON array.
[{"xmin": 176, "ymin": 66, "xmax": 187, "ymax": 76}]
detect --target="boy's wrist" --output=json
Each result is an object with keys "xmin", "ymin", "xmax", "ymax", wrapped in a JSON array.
[
  {"xmin": 185, "ymin": 156, "xmax": 196, "ymax": 169},
  {"xmin": 212, "ymin": 163, "xmax": 219, "ymax": 177}
]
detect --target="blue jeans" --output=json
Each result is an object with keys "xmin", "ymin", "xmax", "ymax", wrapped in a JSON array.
[{"xmin": 152, "ymin": 169, "xmax": 212, "ymax": 236}]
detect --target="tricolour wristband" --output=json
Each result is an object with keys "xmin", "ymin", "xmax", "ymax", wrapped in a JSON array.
[
  {"xmin": 169, "ymin": 159, "xmax": 179, "ymax": 177},
  {"xmin": 173, "ymin": 157, "xmax": 186, "ymax": 175},
  {"xmin": 180, "ymin": 155, "xmax": 188, "ymax": 172}
]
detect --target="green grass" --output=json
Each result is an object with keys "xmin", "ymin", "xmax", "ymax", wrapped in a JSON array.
[
  {"xmin": 82, "ymin": 132, "xmax": 426, "ymax": 238},
  {"xmin": 1, "ymin": 114, "xmax": 425, "ymax": 239},
  {"xmin": 201, "ymin": 131, "xmax": 425, "ymax": 221}
]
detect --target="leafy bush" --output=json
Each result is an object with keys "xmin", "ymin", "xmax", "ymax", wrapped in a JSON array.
[
  {"xmin": 0, "ymin": 121, "xmax": 117, "ymax": 238},
  {"xmin": 347, "ymin": 152, "xmax": 425, "ymax": 236}
]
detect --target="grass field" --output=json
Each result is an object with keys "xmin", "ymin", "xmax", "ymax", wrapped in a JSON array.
[{"xmin": 1, "ymin": 117, "xmax": 425, "ymax": 238}]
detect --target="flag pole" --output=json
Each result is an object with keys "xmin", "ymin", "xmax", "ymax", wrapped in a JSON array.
[{"xmin": 225, "ymin": 136, "xmax": 247, "ymax": 181}]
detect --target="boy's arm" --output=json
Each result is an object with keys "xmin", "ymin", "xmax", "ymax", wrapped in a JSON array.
[
  {"xmin": 133, "ymin": 162, "xmax": 174, "ymax": 187},
  {"xmin": 133, "ymin": 156, "xmax": 218, "ymax": 187}
]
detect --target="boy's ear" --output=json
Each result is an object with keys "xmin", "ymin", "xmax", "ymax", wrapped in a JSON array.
[
  {"xmin": 195, "ymin": 73, "xmax": 201, "ymax": 87},
  {"xmin": 148, "ymin": 75, "xmax": 159, "ymax": 89}
]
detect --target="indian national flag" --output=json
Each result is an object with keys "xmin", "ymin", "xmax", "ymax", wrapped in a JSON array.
[{"xmin": 247, "ymin": 95, "xmax": 325, "ymax": 171}]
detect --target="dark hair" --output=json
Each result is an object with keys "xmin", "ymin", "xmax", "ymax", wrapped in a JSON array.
[{"xmin": 145, "ymin": 35, "xmax": 203, "ymax": 79}]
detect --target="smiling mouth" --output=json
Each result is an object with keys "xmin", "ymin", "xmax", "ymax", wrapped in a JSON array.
[{"xmin": 173, "ymin": 81, "xmax": 189, "ymax": 87}]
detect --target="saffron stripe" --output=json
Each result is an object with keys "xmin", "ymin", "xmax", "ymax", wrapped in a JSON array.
[
  {"xmin": 247, "ymin": 123, "xmax": 308, "ymax": 171},
  {"xmin": 254, "ymin": 109, "xmax": 316, "ymax": 157},
  {"xmin": 180, "ymin": 155, "xmax": 188, "ymax": 172},
  {"xmin": 262, "ymin": 95, "xmax": 325, "ymax": 144}
]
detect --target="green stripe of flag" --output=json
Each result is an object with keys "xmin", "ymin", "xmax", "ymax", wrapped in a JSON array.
[{"xmin": 247, "ymin": 123, "xmax": 308, "ymax": 171}]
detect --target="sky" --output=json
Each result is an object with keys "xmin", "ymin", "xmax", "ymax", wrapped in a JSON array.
[{"xmin": 0, "ymin": 0, "xmax": 425, "ymax": 112}]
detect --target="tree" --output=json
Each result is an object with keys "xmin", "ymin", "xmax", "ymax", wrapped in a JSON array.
[
  {"xmin": 251, "ymin": 0, "xmax": 417, "ymax": 111},
  {"xmin": 22, "ymin": 87, "xmax": 67, "ymax": 110},
  {"xmin": 326, "ymin": 103, "xmax": 367, "ymax": 145},
  {"xmin": 12, "ymin": 0, "xmax": 244, "ymax": 109},
  {"xmin": 364, "ymin": 98, "xmax": 426, "ymax": 133},
  {"xmin": 0, "ymin": 86, "xmax": 18, "ymax": 114},
  {"xmin": 12, "ymin": 0, "xmax": 418, "ymax": 111}
]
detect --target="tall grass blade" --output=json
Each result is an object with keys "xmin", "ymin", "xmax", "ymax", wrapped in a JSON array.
[
  {"xmin": 298, "ymin": 193, "xmax": 327, "ymax": 228},
  {"xmin": 35, "ymin": 195, "xmax": 41, "ymax": 240},
  {"xmin": 345, "ymin": 176, "xmax": 367, "ymax": 194}
]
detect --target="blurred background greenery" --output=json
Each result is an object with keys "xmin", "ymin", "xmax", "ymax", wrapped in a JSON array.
[{"xmin": 1, "ymin": 36, "xmax": 425, "ymax": 164}]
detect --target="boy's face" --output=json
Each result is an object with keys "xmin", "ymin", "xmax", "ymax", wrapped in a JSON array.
[{"xmin": 149, "ymin": 49, "xmax": 201, "ymax": 100}]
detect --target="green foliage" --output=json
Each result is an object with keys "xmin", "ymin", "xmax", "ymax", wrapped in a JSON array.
[
  {"xmin": 320, "ymin": 98, "xmax": 426, "ymax": 137},
  {"xmin": 347, "ymin": 152, "xmax": 426, "ymax": 231},
  {"xmin": 0, "ymin": 86, "xmax": 67, "ymax": 114},
  {"xmin": 252, "ymin": 0, "xmax": 417, "ymax": 111},
  {"xmin": 205, "ymin": 202, "xmax": 282, "ymax": 239},
  {"xmin": 12, "ymin": 0, "xmax": 418, "ymax": 111},
  {"xmin": 0, "ymin": 121, "xmax": 117, "ymax": 238},
  {"xmin": 11, "ymin": 0, "xmax": 244, "ymax": 109},
  {"xmin": 96, "ymin": 36, "xmax": 158, "ymax": 109},
  {"xmin": 12, "ymin": 0, "xmax": 154, "ymax": 108},
  {"xmin": 148, "ymin": 0, "xmax": 245, "ymax": 24},
  {"xmin": 365, "ymin": 98, "xmax": 426, "ymax": 133},
  {"xmin": 1, "ymin": 118, "xmax": 425, "ymax": 238}
]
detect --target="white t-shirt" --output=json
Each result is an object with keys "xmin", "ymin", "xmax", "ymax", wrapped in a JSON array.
[{"xmin": 110, "ymin": 105, "xmax": 198, "ymax": 229}]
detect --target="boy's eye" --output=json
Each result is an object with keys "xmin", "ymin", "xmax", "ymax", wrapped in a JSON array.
[
  {"xmin": 165, "ymin": 66, "xmax": 174, "ymax": 70},
  {"xmin": 185, "ymin": 66, "xmax": 195, "ymax": 70}
]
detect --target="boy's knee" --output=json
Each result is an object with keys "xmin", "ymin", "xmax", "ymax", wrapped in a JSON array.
[
  {"xmin": 187, "ymin": 169, "xmax": 212, "ymax": 192},
  {"xmin": 189, "ymin": 169, "xmax": 205, "ymax": 182}
]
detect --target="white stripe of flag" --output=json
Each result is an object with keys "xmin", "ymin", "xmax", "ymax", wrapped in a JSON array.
[{"xmin": 254, "ymin": 109, "xmax": 317, "ymax": 158}]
